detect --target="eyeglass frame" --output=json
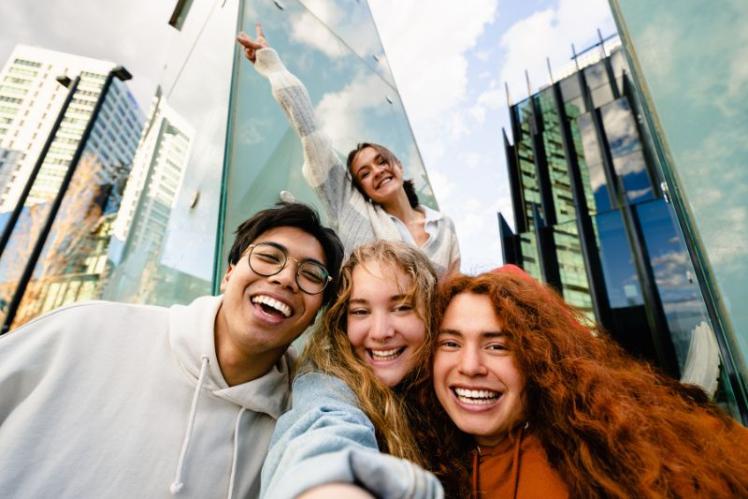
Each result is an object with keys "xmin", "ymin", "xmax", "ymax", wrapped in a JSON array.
[{"xmin": 246, "ymin": 242, "xmax": 332, "ymax": 295}]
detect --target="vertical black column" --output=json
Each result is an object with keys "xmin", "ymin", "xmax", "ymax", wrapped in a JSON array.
[
  {"xmin": 498, "ymin": 213, "xmax": 521, "ymax": 265},
  {"xmin": 502, "ymin": 129, "xmax": 527, "ymax": 234},
  {"xmin": 551, "ymin": 82, "xmax": 613, "ymax": 329},
  {"xmin": 532, "ymin": 203, "xmax": 562, "ymax": 291}
]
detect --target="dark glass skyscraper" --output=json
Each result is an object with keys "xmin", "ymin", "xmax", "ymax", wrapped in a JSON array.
[{"xmin": 500, "ymin": 40, "xmax": 743, "ymax": 420}]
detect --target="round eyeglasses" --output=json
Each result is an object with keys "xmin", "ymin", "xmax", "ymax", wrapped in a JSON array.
[{"xmin": 247, "ymin": 242, "xmax": 332, "ymax": 295}]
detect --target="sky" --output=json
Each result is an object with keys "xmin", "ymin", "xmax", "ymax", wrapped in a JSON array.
[{"xmin": 0, "ymin": 0, "xmax": 616, "ymax": 273}]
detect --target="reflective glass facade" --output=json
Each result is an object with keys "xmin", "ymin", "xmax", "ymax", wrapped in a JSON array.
[
  {"xmin": 0, "ymin": 0, "xmax": 433, "ymax": 333},
  {"xmin": 610, "ymin": 0, "xmax": 748, "ymax": 421},
  {"xmin": 500, "ymin": 42, "xmax": 742, "ymax": 418}
]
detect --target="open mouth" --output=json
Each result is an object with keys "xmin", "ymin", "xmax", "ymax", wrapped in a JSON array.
[
  {"xmin": 367, "ymin": 346, "xmax": 406, "ymax": 362},
  {"xmin": 452, "ymin": 387, "xmax": 501, "ymax": 406},
  {"xmin": 251, "ymin": 294, "xmax": 293, "ymax": 318},
  {"xmin": 375, "ymin": 176, "xmax": 393, "ymax": 189}
]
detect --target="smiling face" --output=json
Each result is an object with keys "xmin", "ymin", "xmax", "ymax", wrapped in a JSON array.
[
  {"xmin": 433, "ymin": 293, "xmax": 525, "ymax": 446},
  {"xmin": 346, "ymin": 259, "xmax": 427, "ymax": 387},
  {"xmin": 216, "ymin": 226, "xmax": 326, "ymax": 382},
  {"xmin": 350, "ymin": 146, "xmax": 404, "ymax": 204}
]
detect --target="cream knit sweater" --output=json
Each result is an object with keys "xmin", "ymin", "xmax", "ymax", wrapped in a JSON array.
[{"xmin": 254, "ymin": 48, "xmax": 460, "ymax": 276}]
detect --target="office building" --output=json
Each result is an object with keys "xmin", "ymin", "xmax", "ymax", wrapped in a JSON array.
[
  {"xmin": 0, "ymin": 45, "xmax": 143, "ymax": 209},
  {"xmin": 0, "ymin": 45, "xmax": 144, "ymax": 327},
  {"xmin": 608, "ymin": 0, "xmax": 748, "ymax": 421},
  {"xmin": 499, "ymin": 38, "xmax": 741, "ymax": 418}
]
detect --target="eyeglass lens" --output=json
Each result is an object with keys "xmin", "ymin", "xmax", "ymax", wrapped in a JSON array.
[{"xmin": 248, "ymin": 243, "xmax": 329, "ymax": 294}]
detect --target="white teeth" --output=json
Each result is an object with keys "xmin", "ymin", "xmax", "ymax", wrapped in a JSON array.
[
  {"xmin": 251, "ymin": 295, "xmax": 292, "ymax": 318},
  {"xmin": 454, "ymin": 387, "xmax": 500, "ymax": 403},
  {"xmin": 370, "ymin": 347, "xmax": 402, "ymax": 360}
]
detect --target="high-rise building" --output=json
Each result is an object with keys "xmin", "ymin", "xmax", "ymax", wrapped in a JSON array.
[
  {"xmin": 608, "ymin": 0, "xmax": 748, "ymax": 422},
  {"xmin": 105, "ymin": 86, "xmax": 194, "ymax": 303},
  {"xmin": 0, "ymin": 0, "xmax": 436, "ymax": 328},
  {"xmin": 0, "ymin": 45, "xmax": 143, "ymax": 210},
  {"xmin": 499, "ymin": 38, "xmax": 742, "ymax": 419},
  {"xmin": 0, "ymin": 45, "xmax": 144, "ymax": 328}
]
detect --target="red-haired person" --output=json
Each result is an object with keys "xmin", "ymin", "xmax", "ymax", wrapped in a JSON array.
[{"xmin": 434, "ymin": 270, "xmax": 748, "ymax": 498}]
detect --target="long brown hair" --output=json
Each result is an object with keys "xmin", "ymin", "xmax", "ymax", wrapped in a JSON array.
[
  {"xmin": 299, "ymin": 240, "xmax": 437, "ymax": 466},
  {"xmin": 437, "ymin": 271, "xmax": 748, "ymax": 498}
]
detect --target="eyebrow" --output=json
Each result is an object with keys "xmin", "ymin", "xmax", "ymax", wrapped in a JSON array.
[
  {"xmin": 257, "ymin": 240, "xmax": 326, "ymax": 267},
  {"xmin": 349, "ymin": 294, "xmax": 409, "ymax": 305},
  {"xmin": 438, "ymin": 329, "xmax": 507, "ymax": 339},
  {"xmin": 354, "ymin": 154, "xmax": 385, "ymax": 175}
]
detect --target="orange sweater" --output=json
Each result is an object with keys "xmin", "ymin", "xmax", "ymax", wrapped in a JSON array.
[{"xmin": 472, "ymin": 429, "xmax": 568, "ymax": 499}]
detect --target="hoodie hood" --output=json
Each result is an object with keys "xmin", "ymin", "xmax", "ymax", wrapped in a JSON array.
[{"xmin": 168, "ymin": 295, "xmax": 294, "ymax": 419}]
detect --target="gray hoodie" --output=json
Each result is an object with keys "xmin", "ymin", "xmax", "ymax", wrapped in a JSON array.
[{"xmin": 0, "ymin": 295, "xmax": 294, "ymax": 498}]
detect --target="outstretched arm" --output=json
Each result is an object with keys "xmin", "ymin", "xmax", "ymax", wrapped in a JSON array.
[
  {"xmin": 237, "ymin": 25, "xmax": 359, "ymax": 225},
  {"xmin": 260, "ymin": 372, "xmax": 443, "ymax": 499}
]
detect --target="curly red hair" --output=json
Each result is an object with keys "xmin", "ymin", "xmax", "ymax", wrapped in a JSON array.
[{"xmin": 437, "ymin": 271, "xmax": 748, "ymax": 498}]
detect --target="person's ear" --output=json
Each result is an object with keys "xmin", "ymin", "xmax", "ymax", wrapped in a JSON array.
[{"xmin": 220, "ymin": 264, "xmax": 236, "ymax": 292}]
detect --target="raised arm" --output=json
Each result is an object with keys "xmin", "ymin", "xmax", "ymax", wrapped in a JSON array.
[
  {"xmin": 237, "ymin": 25, "xmax": 358, "ymax": 224},
  {"xmin": 260, "ymin": 372, "xmax": 443, "ymax": 499}
]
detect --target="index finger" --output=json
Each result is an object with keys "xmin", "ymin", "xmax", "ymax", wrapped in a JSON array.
[{"xmin": 256, "ymin": 23, "xmax": 265, "ymax": 39}]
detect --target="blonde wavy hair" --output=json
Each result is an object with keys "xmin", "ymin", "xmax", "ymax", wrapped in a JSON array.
[{"xmin": 299, "ymin": 240, "xmax": 438, "ymax": 465}]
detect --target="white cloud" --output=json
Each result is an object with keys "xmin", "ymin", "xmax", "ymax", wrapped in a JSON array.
[
  {"xmin": 315, "ymin": 71, "xmax": 388, "ymax": 152},
  {"xmin": 289, "ymin": 6, "xmax": 347, "ymax": 59},
  {"xmin": 499, "ymin": 0, "xmax": 616, "ymax": 100},
  {"xmin": 368, "ymin": 0, "xmax": 498, "ymax": 126}
]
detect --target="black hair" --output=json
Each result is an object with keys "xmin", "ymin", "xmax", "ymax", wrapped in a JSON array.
[
  {"xmin": 346, "ymin": 142, "xmax": 420, "ymax": 209},
  {"xmin": 227, "ymin": 202, "xmax": 344, "ymax": 306}
]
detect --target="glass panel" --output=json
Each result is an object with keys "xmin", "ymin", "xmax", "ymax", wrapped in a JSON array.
[
  {"xmin": 614, "ymin": 0, "xmax": 748, "ymax": 388},
  {"xmin": 595, "ymin": 210, "xmax": 643, "ymax": 308},
  {"xmin": 2, "ymin": 0, "xmax": 237, "ymax": 328},
  {"xmin": 519, "ymin": 231, "xmax": 541, "ymax": 281},
  {"xmin": 611, "ymin": 149, "xmax": 654, "ymax": 203},
  {"xmin": 609, "ymin": 48, "xmax": 630, "ymax": 94},
  {"xmin": 227, "ymin": 0, "xmax": 436, "ymax": 266},
  {"xmin": 577, "ymin": 113, "xmax": 613, "ymax": 213},
  {"xmin": 559, "ymin": 74, "xmax": 585, "ymax": 118},
  {"xmin": 583, "ymin": 61, "xmax": 614, "ymax": 108},
  {"xmin": 600, "ymin": 98, "xmax": 639, "ymax": 158},
  {"xmin": 553, "ymin": 220, "xmax": 593, "ymax": 317},
  {"xmin": 636, "ymin": 199, "xmax": 712, "ymax": 370},
  {"xmin": 291, "ymin": 0, "xmax": 396, "ymax": 87},
  {"xmin": 537, "ymin": 88, "xmax": 575, "ymax": 224}
]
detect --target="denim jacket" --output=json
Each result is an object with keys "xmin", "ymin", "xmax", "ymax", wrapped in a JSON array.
[{"xmin": 260, "ymin": 372, "xmax": 444, "ymax": 498}]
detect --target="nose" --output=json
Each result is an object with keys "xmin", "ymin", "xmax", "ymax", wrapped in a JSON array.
[
  {"xmin": 458, "ymin": 346, "xmax": 487, "ymax": 377},
  {"xmin": 369, "ymin": 311, "xmax": 394, "ymax": 342},
  {"xmin": 270, "ymin": 260, "xmax": 299, "ymax": 292}
]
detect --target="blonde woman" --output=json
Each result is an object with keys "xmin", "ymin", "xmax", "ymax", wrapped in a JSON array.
[{"xmin": 260, "ymin": 241, "xmax": 445, "ymax": 498}]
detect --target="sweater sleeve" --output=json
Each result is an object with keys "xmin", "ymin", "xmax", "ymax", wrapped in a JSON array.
[
  {"xmin": 260, "ymin": 372, "xmax": 444, "ymax": 499},
  {"xmin": 253, "ymin": 48, "xmax": 364, "ymax": 226}
]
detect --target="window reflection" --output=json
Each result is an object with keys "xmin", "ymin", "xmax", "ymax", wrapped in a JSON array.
[
  {"xmin": 578, "ymin": 113, "xmax": 612, "ymax": 213},
  {"xmin": 595, "ymin": 210, "xmax": 643, "ymax": 307},
  {"xmin": 636, "ymin": 199, "xmax": 713, "ymax": 371}
]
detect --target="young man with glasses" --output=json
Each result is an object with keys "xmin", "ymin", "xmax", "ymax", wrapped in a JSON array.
[{"xmin": 0, "ymin": 203, "xmax": 345, "ymax": 498}]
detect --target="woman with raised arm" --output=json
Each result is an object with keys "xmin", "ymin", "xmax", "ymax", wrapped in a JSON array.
[
  {"xmin": 261, "ymin": 241, "xmax": 466, "ymax": 499},
  {"xmin": 433, "ymin": 269, "xmax": 748, "ymax": 498},
  {"xmin": 237, "ymin": 25, "xmax": 460, "ymax": 277}
]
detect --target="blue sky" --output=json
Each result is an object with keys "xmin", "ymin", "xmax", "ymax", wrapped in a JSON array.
[{"xmin": 369, "ymin": 0, "xmax": 616, "ymax": 272}]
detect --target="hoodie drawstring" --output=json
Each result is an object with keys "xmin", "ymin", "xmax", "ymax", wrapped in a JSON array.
[
  {"xmin": 510, "ymin": 424, "xmax": 526, "ymax": 499},
  {"xmin": 472, "ymin": 446, "xmax": 480, "ymax": 499},
  {"xmin": 226, "ymin": 407, "xmax": 246, "ymax": 499},
  {"xmin": 170, "ymin": 355, "xmax": 210, "ymax": 495}
]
